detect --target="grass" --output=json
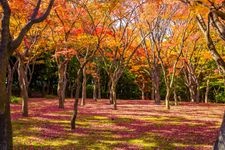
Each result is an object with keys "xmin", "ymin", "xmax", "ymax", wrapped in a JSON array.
[{"xmin": 11, "ymin": 98, "xmax": 224, "ymax": 149}]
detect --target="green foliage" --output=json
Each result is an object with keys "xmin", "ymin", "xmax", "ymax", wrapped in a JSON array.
[
  {"xmin": 45, "ymin": 95, "xmax": 57, "ymax": 99},
  {"xmin": 10, "ymin": 96, "xmax": 21, "ymax": 104},
  {"xmin": 117, "ymin": 70, "xmax": 141, "ymax": 99},
  {"xmin": 215, "ymin": 92, "xmax": 225, "ymax": 103}
]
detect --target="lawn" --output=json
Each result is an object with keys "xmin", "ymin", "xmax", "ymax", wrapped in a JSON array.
[{"xmin": 11, "ymin": 98, "xmax": 225, "ymax": 149}]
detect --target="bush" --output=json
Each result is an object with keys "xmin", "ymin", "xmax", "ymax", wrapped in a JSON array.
[
  {"xmin": 10, "ymin": 96, "xmax": 22, "ymax": 104},
  {"xmin": 215, "ymin": 92, "xmax": 225, "ymax": 103},
  {"xmin": 44, "ymin": 95, "xmax": 57, "ymax": 99}
]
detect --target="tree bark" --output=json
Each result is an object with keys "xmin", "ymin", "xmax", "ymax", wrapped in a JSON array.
[
  {"xmin": 152, "ymin": 65, "xmax": 161, "ymax": 104},
  {"xmin": 57, "ymin": 60, "xmax": 68, "ymax": 109},
  {"xmin": 154, "ymin": 72, "xmax": 161, "ymax": 105},
  {"xmin": 93, "ymin": 79, "xmax": 97, "ymax": 101},
  {"xmin": 0, "ymin": 54, "xmax": 13, "ymax": 150},
  {"xmin": 81, "ymin": 66, "xmax": 86, "ymax": 106},
  {"xmin": 141, "ymin": 82, "xmax": 145, "ymax": 100},
  {"xmin": 205, "ymin": 79, "xmax": 210, "ymax": 103},
  {"xmin": 174, "ymin": 88, "xmax": 178, "ymax": 106},
  {"xmin": 97, "ymin": 77, "xmax": 101, "ymax": 99},
  {"xmin": 17, "ymin": 56, "xmax": 29, "ymax": 117},
  {"xmin": 7, "ymin": 61, "xmax": 18, "ymax": 98},
  {"xmin": 111, "ymin": 80, "xmax": 117, "ymax": 110},
  {"xmin": 71, "ymin": 71, "xmax": 82, "ymax": 130},
  {"xmin": 214, "ymin": 112, "xmax": 225, "ymax": 150},
  {"xmin": 165, "ymin": 87, "xmax": 170, "ymax": 110},
  {"xmin": 108, "ymin": 80, "xmax": 113, "ymax": 104},
  {"xmin": 141, "ymin": 89, "xmax": 145, "ymax": 100}
]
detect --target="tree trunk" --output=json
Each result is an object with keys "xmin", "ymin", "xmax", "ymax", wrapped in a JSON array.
[
  {"xmin": 71, "ymin": 71, "xmax": 81, "ymax": 130},
  {"xmin": 196, "ymin": 81, "xmax": 200, "ymax": 103},
  {"xmin": 7, "ymin": 61, "xmax": 17, "ymax": 98},
  {"xmin": 214, "ymin": 112, "xmax": 225, "ymax": 149},
  {"xmin": 0, "ymin": 55, "xmax": 13, "ymax": 150},
  {"xmin": 165, "ymin": 87, "xmax": 170, "ymax": 110},
  {"xmin": 141, "ymin": 82, "xmax": 145, "ymax": 100},
  {"xmin": 151, "ymin": 85, "xmax": 155, "ymax": 100},
  {"xmin": 174, "ymin": 88, "xmax": 178, "ymax": 106},
  {"xmin": 17, "ymin": 57, "xmax": 28, "ymax": 117},
  {"xmin": 205, "ymin": 79, "xmax": 210, "ymax": 103},
  {"xmin": 154, "ymin": 74, "xmax": 161, "ymax": 105},
  {"xmin": 152, "ymin": 66, "xmax": 161, "ymax": 104},
  {"xmin": 189, "ymin": 86, "xmax": 195, "ymax": 102},
  {"xmin": 108, "ymin": 80, "xmax": 113, "ymax": 104},
  {"xmin": 57, "ymin": 61, "xmax": 68, "ymax": 109},
  {"xmin": 111, "ymin": 80, "xmax": 117, "ymax": 110},
  {"xmin": 141, "ymin": 89, "xmax": 145, "ymax": 100},
  {"xmin": 93, "ymin": 79, "xmax": 97, "ymax": 101},
  {"xmin": 81, "ymin": 66, "xmax": 86, "ymax": 106},
  {"xmin": 97, "ymin": 77, "xmax": 101, "ymax": 99}
]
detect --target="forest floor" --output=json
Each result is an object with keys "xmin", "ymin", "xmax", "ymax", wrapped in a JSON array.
[{"xmin": 11, "ymin": 98, "xmax": 225, "ymax": 150}]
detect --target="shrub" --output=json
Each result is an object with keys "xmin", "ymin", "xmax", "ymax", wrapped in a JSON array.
[
  {"xmin": 215, "ymin": 92, "xmax": 225, "ymax": 103},
  {"xmin": 10, "ymin": 96, "xmax": 22, "ymax": 104},
  {"xmin": 44, "ymin": 94, "xmax": 57, "ymax": 99}
]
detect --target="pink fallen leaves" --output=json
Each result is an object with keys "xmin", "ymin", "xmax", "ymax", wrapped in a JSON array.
[{"xmin": 11, "ymin": 98, "xmax": 225, "ymax": 149}]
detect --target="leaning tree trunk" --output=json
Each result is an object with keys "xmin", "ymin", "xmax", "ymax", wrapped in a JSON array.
[
  {"xmin": 0, "ymin": 54, "xmax": 13, "ymax": 150},
  {"xmin": 17, "ymin": 57, "xmax": 29, "ymax": 117},
  {"xmin": 214, "ymin": 112, "xmax": 225, "ymax": 149},
  {"xmin": 81, "ymin": 66, "xmax": 86, "ymax": 106},
  {"xmin": 71, "ymin": 71, "xmax": 82, "ymax": 130},
  {"xmin": 57, "ymin": 61, "xmax": 68, "ymax": 109}
]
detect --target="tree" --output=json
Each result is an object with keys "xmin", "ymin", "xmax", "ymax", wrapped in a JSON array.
[
  {"xmin": 49, "ymin": 0, "xmax": 83, "ymax": 109},
  {"xmin": 180, "ymin": 0, "xmax": 225, "ymax": 147},
  {"xmin": 99, "ymin": 0, "xmax": 148, "ymax": 109},
  {"xmin": 0, "ymin": 0, "xmax": 54, "ymax": 149}
]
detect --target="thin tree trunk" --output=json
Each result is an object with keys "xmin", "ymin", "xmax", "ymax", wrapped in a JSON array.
[
  {"xmin": 189, "ymin": 86, "xmax": 195, "ymax": 102},
  {"xmin": 154, "ymin": 72, "xmax": 161, "ymax": 105},
  {"xmin": 174, "ymin": 88, "xmax": 178, "ymax": 106},
  {"xmin": 97, "ymin": 77, "xmax": 101, "ymax": 99},
  {"xmin": 196, "ymin": 81, "xmax": 200, "ymax": 103},
  {"xmin": 17, "ymin": 57, "xmax": 29, "ymax": 117},
  {"xmin": 108, "ymin": 80, "xmax": 113, "ymax": 104},
  {"xmin": 165, "ymin": 87, "xmax": 170, "ymax": 110},
  {"xmin": 81, "ymin": 66, "xmax": 86, "ymax": 106},
  {"xmin": 205, "ymin": 79, "xmax": 210, "ymax": 103},
  {"xmin": 93, "ymin": 79, "xmax": 97, "ymax": 101},
  {"xmin": 141, "ymin": 82, "xmax": 145, "ymax": 100},
  {"xmin": 111, "ymin": 80, "xmax": 117, "ymax": 110},
  {"xmin": 71, "ymin": 71, "xmax": 81, "ymax": 130},
  {"xmin": 141, "ymin": 89, "xmax": 145, "ymax": 100},
  {"xmin": 57, "ymin": 61, "xmax": 68, "ymax": 109},
  {"xmin": 7, "ymin": 64, "xmax": 13, "ymax": 98}
]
